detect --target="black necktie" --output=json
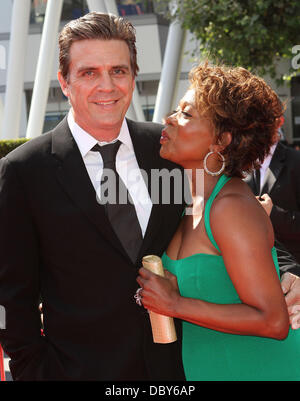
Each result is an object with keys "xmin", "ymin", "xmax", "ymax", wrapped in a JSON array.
[
  {"xmin": 91, "ymin": 141, "xmax": 143, "ymax": 263},
  {"xmin": 254, "ymin": 168, "xmax": 261, "ymax": 196}
]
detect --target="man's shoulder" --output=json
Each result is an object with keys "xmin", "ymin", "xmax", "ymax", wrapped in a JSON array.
[
  {"xmin": 287, "ymin": 145, "xmax": 300, "ymax": 162},
  {"xmin": 3, "ymin": 131, "xmax": 53, "ymax": 165},
  {"xmin": 278, "ymin": 141, "xmax": 300, "ymax": 163},
  {"xmin": 3, "ymin": 117, "xmax": 68, "ymax": 164},
  {"xmin": 126, "ymin": 119, "xmax": 163, "ymax": 139}
]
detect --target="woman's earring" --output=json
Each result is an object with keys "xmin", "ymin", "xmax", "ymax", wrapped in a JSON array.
[{"xmin": 203, "ymin": 151, "xmax": 225, "ymax": 176}]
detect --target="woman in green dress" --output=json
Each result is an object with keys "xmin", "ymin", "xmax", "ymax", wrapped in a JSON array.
[{"xmin": 137, "ymin": 63, "xmax": 300, "ymax": 380}]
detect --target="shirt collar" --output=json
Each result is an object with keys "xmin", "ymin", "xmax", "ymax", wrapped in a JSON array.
[
  {"xmin": 67, "ymin": 110, "xmax": 133, "ymax": 158},
  {"xmin": 261, "ymin": 141, "xmax": 278, "ymax": 171}
]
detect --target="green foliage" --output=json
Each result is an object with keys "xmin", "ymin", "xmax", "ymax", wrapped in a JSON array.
[
  {"xmin": 0, "ymin": 139, "xmax": 29, "ymax": 158},
  {"xmin": 155, "ymin": 0, "xmax": 300, "ymax": 83}
]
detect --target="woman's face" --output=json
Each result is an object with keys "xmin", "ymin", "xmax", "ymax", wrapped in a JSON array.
[{"xmin": 160, "ymin": 89, "xmax": 215, "ymax": 168}]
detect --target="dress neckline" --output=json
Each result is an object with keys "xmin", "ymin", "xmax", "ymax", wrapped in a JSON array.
[
  {"xmin": 164, "ymin": 251, "xmax": 223, "ymax": 263},
  {"xmin": 164, "ymin": 174, "xmax": 231, "ymax": 262}
]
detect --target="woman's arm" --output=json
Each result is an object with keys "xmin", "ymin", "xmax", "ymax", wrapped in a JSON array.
[{"xmin": 137, "ymin": 191, "xmax": 289, "ymax": 340}]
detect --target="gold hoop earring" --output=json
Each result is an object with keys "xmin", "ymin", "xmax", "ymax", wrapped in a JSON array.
[{"xmin": 203, "ymin": 151, "xmax": 225, "ymax": 176}]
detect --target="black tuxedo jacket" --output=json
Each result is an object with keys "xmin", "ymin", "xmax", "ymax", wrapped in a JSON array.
[
  {"xmin": 245, "ymin": 141, "xmax": 300, "ymax": 274},
  {"xmin": 0, "ymin": 118, "xmax": 186, "ymax": 381}
]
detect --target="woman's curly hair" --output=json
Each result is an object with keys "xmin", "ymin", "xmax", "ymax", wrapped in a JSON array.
[{"xmin": 189, "ymin": 63, "xmax": 284, "ymax": 178}]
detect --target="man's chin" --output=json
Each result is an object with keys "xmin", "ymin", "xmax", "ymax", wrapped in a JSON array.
[
  {"xmin": 87, "ymin": 118, "xmax": 124, "ymax": 139},
  {"xmin": 89, "ymin": 115, "xmax": 123, "ymax": 129}
]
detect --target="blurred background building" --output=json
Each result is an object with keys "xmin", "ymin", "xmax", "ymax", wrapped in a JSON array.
[{"xmin": 0, "ymin": 0, "xmax": 299, "ymax": 143}]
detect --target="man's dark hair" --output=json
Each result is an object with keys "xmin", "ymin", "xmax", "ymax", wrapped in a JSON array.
[{"xmin": 59, "ymin": 12, "xmax": 139, "ymax": 80}]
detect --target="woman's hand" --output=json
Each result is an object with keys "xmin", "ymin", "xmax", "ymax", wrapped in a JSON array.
[{"xmin": 136, "ymin": 267, "xmax": 180, "ymax": 317}]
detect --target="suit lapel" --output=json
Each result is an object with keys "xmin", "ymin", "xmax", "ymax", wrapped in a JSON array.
[
  {"xmin": 126, "ymin": 119, "xmax": 165, "ymax": 262},
  {"xmin": 51, "ymin": 117, "xmax": 131, "ymax": 262},
  {"xmin": 244, "ymin": 172, "xmax": 257, "ymax": 194},
  {"xmin": 261, "ymin": 142, "xmax": 286, "ymax": 194}
]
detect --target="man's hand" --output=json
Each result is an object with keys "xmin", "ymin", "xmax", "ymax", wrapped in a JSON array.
[
  {"xmin": 256, "ymin": 193, "xmax": 273, "ymax": 216},
  {"xmin": 281, "ymin": 272, "xmax": 300, "ymax": 329}
]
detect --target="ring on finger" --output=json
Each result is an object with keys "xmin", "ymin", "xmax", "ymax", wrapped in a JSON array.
[{"xmin": 134, "ymin": 287, "xmax": 143, "ymax": 306}]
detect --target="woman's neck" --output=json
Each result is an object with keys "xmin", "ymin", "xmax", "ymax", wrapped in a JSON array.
[{"xmin": 185, "ymin": 168, "xmax": 219, "ymax": 216}]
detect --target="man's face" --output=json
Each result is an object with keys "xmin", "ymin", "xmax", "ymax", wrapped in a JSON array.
[{"xmin": 58, "ymin": 39, "xmax": 135, "ymax": 140}]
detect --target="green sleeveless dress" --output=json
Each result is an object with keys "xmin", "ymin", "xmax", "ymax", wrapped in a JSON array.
[{"xmin": 162, "ymin": 174, "xmax": 300, "ymax": 381}]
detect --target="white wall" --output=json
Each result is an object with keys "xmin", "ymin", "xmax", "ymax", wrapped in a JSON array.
[
  {"xmin": 24, "ymin": 33, "xmax": 59, "ymax": 84},
  {"xmin": 0, "ymin": 40, "xmax": 9, "ymax": 87},
  {"xmin": 1, "ymin": 22, "xmax": 164, "ymax": 88},
  {"xmin": 0, "ymin": 0, "xmax": 13, "ymax": 34},
  {"xmin": 136, "ymin": 24, "xmax": 162, "ymax": 75}
]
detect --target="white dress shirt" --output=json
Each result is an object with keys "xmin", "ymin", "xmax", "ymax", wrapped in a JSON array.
[
  {"xmin": 259, "ymin": 142, "xmax": 278, "ymax": 191},
  {"xmin": 67, "ymin": 111, "xmax": 152, "ymax": 237}
]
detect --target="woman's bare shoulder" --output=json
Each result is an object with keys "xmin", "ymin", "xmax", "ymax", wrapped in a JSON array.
[
  {"xmin": 210, "ymin": 177, "xmax": 274, "ymax": 248},
  {"xmin": 212, "ymin": 177, "xmax": 259, "ymax": 212}
]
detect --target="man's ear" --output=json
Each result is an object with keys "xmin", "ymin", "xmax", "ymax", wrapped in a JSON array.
[{"xmin": 57, "ymin": 70, "xmax": 69, "ymax": 98}]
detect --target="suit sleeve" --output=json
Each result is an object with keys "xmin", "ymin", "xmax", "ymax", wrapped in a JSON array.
[
  {"xmin": 270, "ymin": 205, "xmax": 300, "ymax": 241},
  {"xmin": 0, "ymin": 157, "xmax": 58, "ymax": 380},
  {"xmin": 274, "ymin": 240, "xmax": 300, "ymax": 277},
  {"xmin": 269, "ymin": 152, "xmax": 300, "ymax": 241}
]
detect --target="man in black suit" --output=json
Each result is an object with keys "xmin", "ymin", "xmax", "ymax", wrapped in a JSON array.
[
  {"xmin": 0, "ymin": 12, "xmax": 185, "ymax": 381},
  {"xmin": 247, "ymin": 139, "xmax": 300, "ymax": 264},
  {"xmin": 245, "ymin": 133, "xmax": 300, "ymax": 329},
  {"xmin": 1, "ymin": 12, "xmax": 300, "ymax": 380}
]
